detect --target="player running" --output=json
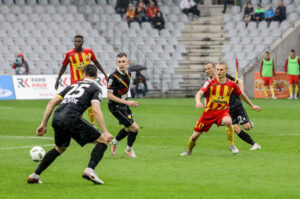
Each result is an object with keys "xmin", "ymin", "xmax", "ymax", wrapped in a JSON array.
[
  {"xmin": 205, "ymin": 63, "xmax": 261, "ymax": 150},
  {"xmin": 181, "ymin": 62, "xmax": 261, "ymax": 156},
  {"xmin": 54, "ymin": 34, "xmax": 108, "ymax": 125},
  {"xmin": 107, "ymin": 53, "xmax": 139, "ymax": 158},
  {"xmin": 28, "ymin": 65, "xmax": 113, "ymax": 185}
]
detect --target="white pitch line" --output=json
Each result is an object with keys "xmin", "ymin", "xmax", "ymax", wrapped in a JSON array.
[
  {"xmin": 0, "ymin": 144, "xmax": 54, "ymax": 150},
  {"xmin": 0, "ymin": 135, "xmax": 53, "ymax": 140},
  {"xmin": 0, "ymin": 107, "xmax": 15, "ymax": 110},
  {"xmin": 278, "ymin": 134, "xmax": 300, "ymax": 136}
]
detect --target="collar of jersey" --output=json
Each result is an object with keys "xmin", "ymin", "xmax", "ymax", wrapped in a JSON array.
[{"xmin": 116, "ymin": 67, "xmax": 128, "ymax": 76}]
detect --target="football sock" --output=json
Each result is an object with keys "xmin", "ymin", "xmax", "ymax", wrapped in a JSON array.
[
  {"xmin": 289, "ymin": 84, "xmax": 293, "ymax": 96},
  {"xmin": 237, "ymin": 130, "xmax": 255, "ymax": 145},
  {"xmin": 226, "ymin": 126, "xmax": 234, "ymax": 145},
  {"xmin": 187, "ymin": 137, "xmax": 196, "ymax": 153},
  {"xmin": 263, "ymin": 86, "xmax": 268, "ymax": 97},
  {"xmin": 88, "ymin": 143, "xmax": 107, "ymax": 169},
  {"xmin": 295, "ymin": 84, "xmax": 298, "ymax": 96},
  {"xmin": 270, "ymin": 85, "xmax": 275, "ymax": 96},
  {"xmin": 127, "ymin": 131, "xmax": 138, "ymax": 147},
  {"xmin": 35, "ymin": 148, "xmax": 61, "ymax": 175},
  {"xmin": 116, "ymin": 128, "xmax": 129, "ymax": 141},
  {"xmin": 88, "ymin": 107, "xmax": 95, "ymax": 125}
]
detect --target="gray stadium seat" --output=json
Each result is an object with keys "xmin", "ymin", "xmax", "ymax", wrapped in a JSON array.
[{"xmin": 37, "ymin": 0, "xmax": 48, "ymax": 5}]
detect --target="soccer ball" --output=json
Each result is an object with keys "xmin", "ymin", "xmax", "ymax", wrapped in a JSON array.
[{"xmin": 30, "ymin": 146, "xmax": 46, "ymax": 162}]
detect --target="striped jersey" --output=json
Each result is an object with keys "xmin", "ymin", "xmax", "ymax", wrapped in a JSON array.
[
  {"xmin": 62, "ymin": 48, "xmax": 97, "ymax": 84},
  {"xmin": 200, "ymin": 77, "xmax": 242, "ymax": 112}
]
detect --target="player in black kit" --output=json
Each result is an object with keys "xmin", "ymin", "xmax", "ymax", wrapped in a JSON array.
[
  {"xmin": 107, "ymin": 53, "xmax": 139, "ymax": 158},
  {"xmin": 27, "ymin": 64, "xmax": 113, "ymax": 185}
]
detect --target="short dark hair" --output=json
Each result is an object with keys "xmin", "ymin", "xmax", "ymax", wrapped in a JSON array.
[
  {"xmin": 218, "ymin": 61, "xmax": 228, "ymax": 69},
  {"xmin": 116, "ymin": 53, "xmax": 127, "ymax": 58},
  {"xmin": 74, "ymin": 34, "xmax": 83, "ymax": 40},
  {"xmin": 265, "ymin": 51, "xmax": 270, "ymax": 54},
  {"xmin": 291, "ymin": 49, "xmax": 295, "ymax": 53},
  {"xmin": 206, "ymin": 62, "xmax": 215, "ymax": 68},
  {"xmin": 84, "ymin": 64, "xmax": 97, "ymax": 77}
]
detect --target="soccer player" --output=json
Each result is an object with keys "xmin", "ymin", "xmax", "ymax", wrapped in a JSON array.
[
  {"xmin": 107, "ymin": 53, "xmax": 139, "ymax": 158},
  {"xmin": 260, "ymin": 51, "xmax": 276, "ymax": 99},
  {"xmin": 181, "ymin": 62, "xmax": 261, "ymax": 156},
  {"xmin": 28, "ymin": 65, "xmax": 113, "ymax": 185},
  {"xmin": 204, "ymin": 63, "xmax": 261, "ymax": 150},
  {"xmin": 284, "ymin": 49, "xmax": 300, "ymax": 99},
  {"xmin": 54, "ymin": 34, "xmax": 108, "ymax": 125}
]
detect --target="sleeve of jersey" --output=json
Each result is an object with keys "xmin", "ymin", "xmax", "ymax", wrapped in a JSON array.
[
  {"xmin": 62, "ymin": 52, "xmax": 70, "ymax": 67},
  {"xmin": 226, "ymin": 73, "xmax": 238, "ymax": 83},
  {"xmin": 107, "ymin": 75, "xmax": 115, "ymax": 92},
  {"xmin": 57, "ymin": 86, "xmax": 72, "ymax": 99},
  {"xmin": 200, "ymin": 80, "xmax": 211, "ymax": 93},
  {"xmin": 90, "ymin": 50, "xmax": 97, "ymax": 62},
  {"xmin": 91, "ymin": 88, "xmax": 102, "ymax": 103},
  {"xmin": 232, "ymin": 83, "xmax": 242, "ymax": 96}
]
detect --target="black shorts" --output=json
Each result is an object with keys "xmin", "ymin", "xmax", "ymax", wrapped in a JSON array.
[
  {"xmin": 52, "ymin": 116, "xmax": 102, "ymax": 147},
  {"xmin": 229, "ymin": 105, "xmax": 250, "ymax": 125},
  {"xmin": 108, "ymin": 104, "xmax": 134, "ymax": 127}
]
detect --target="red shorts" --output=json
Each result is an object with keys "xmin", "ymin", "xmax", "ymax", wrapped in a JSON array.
[
  {"xmin": 262, "ymin": 77, "xmax": 273, "ymax": 86},
  {"xmin": 288, "ymin": 75, "xmax": 299, "ymax": 85},
  {"xmin": 194, "ymin": 109, "xmax": 230, "ymax": 133}
]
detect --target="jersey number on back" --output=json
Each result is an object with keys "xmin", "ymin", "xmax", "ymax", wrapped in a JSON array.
[{"xmin": 65, "ymin": 84, "xmax": 90, "ymax": 99}]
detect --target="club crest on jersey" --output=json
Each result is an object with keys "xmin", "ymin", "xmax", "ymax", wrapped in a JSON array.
[{"xmin": 85, "ymin": 55, "xmax": 89, "ymax": 60}]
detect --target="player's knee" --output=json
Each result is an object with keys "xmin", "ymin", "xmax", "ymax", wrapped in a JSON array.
[
  {"xmin": 129, "ymin": 123, "xmax": 139, "ymax": 132},
  {"xmin": 55, "ymin": 146, "xmax": 67, "ymax": 154},
  {"xmin": 243, "ymin": 123, "xmax": 251, "ymax": 130},
  {"xmin": 234, "ymin": 125, "xmax": 241, "ymax": 134}
]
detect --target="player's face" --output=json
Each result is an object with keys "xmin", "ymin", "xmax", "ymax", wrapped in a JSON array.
[
  {"xmin": 216, "ymin": 64, "xmax": 227, "ymax": 78},
  {"xmin": 265, "ymin": 53, "xmax": 270, "ymax": 59},
  {"xmin": 116, "ymin": 56, "xmax": 129, "ymax": 72},
  {"xmin": 290, "ymin": 52, "xmax": 295, "ymax": 58},
  {"xmin": 204, "ymin": 64, "xmax": 215, "ymax": 79},
  {"xmin": 74, "ymin": 38, "xmax": 83, "ymax": 50}
]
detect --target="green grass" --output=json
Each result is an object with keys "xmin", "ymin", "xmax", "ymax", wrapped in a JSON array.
[{"xmin": 0, "ymin": 98, "xmax": 300, "ymax": 199}]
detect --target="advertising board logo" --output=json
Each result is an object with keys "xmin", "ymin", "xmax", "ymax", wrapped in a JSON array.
[{"xmin": 0, "ymin": 87, "xmax": 12, "ymax": 97}]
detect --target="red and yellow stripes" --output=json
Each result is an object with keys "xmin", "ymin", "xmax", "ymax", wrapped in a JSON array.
[
  {"xmin": 69, "ymin": 52, "xmax": 92, "ymax": 83},
  {"xmin": 204, "ymin": 84, "xmax": 233, "ymax": 112},
  {"xmin": 113, "ymin": 74, "xmax": 129, "ymax": 89}
]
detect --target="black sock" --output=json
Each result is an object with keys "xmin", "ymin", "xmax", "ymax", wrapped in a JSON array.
[
  {"xmin": 116, "ymin": 128, "xmax": 129, "ymax": 141},
  {"xmin": 127, "ymin": 131, "xmax": 138, "ymax": 147},
  {"xmin": 237, "ymin": 130, "xmax": 255, "ymax": 146},
  {"xmin": 88, "ymin": 143, "xmax": 107, "ymax": 170},
  {"xmin": 35, "ymin": 148, "xmax": 61, "ymax": 175}
]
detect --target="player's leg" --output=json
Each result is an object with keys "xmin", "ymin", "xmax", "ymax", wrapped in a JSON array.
[
  {"xmin": 262, "ymin": 77, "xmax": 268, "ymax": 98},
  {"xmin": 124, "ymin": 122, "xmax": 139, "ymax": 158},
  {"xmin": 294, "ymin": 76, "xmax": 299, "ymax": 99},
  {"xmin": 288, "ymin": 75, "xmax": 294, "ymax": 99},
  {"xmin": 240, "ymin": 123, "xmax": 261, "ymax": 150},
  {"xmin": 269, "ymin": 78, "xmax": 276, "ymax": 99},
  {"xmin": 87, "ymin": 106, "xmax": 95, "ymax": 125},
  {"xmin": 221, "ymin": 116, "xmax": 238, "ymax": 154},
  {"xmin": 181, "ymin": 131, "xmax": 203, "ymax": 156}
]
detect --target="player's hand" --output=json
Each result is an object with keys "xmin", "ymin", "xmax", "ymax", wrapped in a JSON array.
[
  {"xmin": 196, "ymin": 102, "xmax": 203, "ymax": 109},
  {"xmin": 54, "ymin": 81, "xmax": 59, "ymax": 90},
  {"xmin": 36, "ymin": 125, "xmax": 47, "ymax": 136},
  {"xmin": 127, "ymin": 101, "xmax": 139, "ymax": 107},
  {"xmin": 103, "ymin": 132, "xmax": 113, "ymax": 142},
  {"xmin": 252, "ymin": 105, "xmax": 261, "ymax": 112}
]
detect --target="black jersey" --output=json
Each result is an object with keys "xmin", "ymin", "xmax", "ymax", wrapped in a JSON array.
[
  {"xmin": 107, "ymin": 68, "xmax": 131, "ymax": 106},
  {"xmin": 226, "ymin": 73, "xmax": 242, "ymax": 109},
  {"xmin": 54, "ymin": 79, "xmax": 102, "ymax": 118}
]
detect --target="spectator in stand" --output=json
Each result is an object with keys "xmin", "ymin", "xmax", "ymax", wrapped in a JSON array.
[
  {"xmin": 136, "ymin": 1, "xmax": 149, "ymax": 24},
  {"xmin": 274, "ymin": 0, "xmax": 286, "ymax": 22},
  {"xmin": 147, "ymin": 1, "xmax": 159, "ymax": 21},
  {"xmin": 126, "ymin": 4, "xmax": 136, "ymax": 27},
  {"xmin": 222, "ymin": 0, "xmax": 234, "ymax": 14},
  {"xmin": 265, "ymin": 6, "xmax": 275, "ymax": 26},
  {"xmin": 115, "ymin": 0, "xmax": 129, "ymax": 18},
  {"xmin": 11, "ymin": 53, "xmax": 29, "ymax": 75},
  {"xmin": 243, "ymin": 2, "xmax": 254, "ymax": 26},
  {"xmin": 284, "ymin": 49, "xmax": 300, "ymax": 99},
  {"xmin": 152, "ymin": 11, "xmax": 165, "ymax": 30},
  {"xmin": 180, "ymin": 0, "xmax": 200, "ymax": 19},
  {"xmin": 143, "ymin": 0, "xmax": 158, "ymax": 6},
  {"xmin": 133, "ymin": 71, "xmax": 148, "ymax": 98},
  {"xmin": 254, "ymin": 4, "xmax": 265, "ymax": 23},
  {"xmin": 260, "ymin": 51, "xmax": 276, "ymax": 99}
]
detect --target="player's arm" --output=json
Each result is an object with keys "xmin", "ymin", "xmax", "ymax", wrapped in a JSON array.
[
  {"xmin": 91, "ymin": 101, "xmax": 113, "ymax": 142},
  {"xmin": 237, "ymin": 78, "xmax": 244, "ymax": 92},
  {"xmin": 260, "ymin": 60, "xmax": 263, "ymax": 77},
  {"xmin": 239, "ymin": 93, "xmax": 261, "ymax": 112},
  {"xmin": 55, "ymin": 65, "xmax": 67, "ymax": 90},
  {"xmin": 195, "ymin": 90, "xmax": 204, "ymax": 109},
  {"xmin": 36, "ymin": 96, "xmax": 62, "ymax": 136},
  {"xmin": 107, "ymin": 91, "xmax": 138, "ymax": 107},
  {"xmin": 284, "ymin": 58, "xmax": 288, "ymax": 73},
  {"xmin": 93, "ymin": 59, "xmax": 108, "ymax": 81}
]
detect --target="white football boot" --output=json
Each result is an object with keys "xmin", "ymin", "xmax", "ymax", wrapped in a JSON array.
[
  {"xmin": 249, "ymin": 143, "xmax": 261, "ymax": 150},
  {"xmin": 125, "ymin": 146, "xmax": 137, "ymax": 158},
  {"xmin": 82, "ymin": 168, "xmax": 104, "ymax": 185},
  {"xmin": 111, "ymin": 139, "xmax": 118, "ymax": 156},
  {"xmin": 27, "ymin": 173, "xmax": 42, "ymax": 184},
  {"xmin": 180, "ymin": 150, "xmax": 192, "ymax": 156},
  {"xmin": 230, "ymin": 144, "xmax": 239, "ymax": 154}
]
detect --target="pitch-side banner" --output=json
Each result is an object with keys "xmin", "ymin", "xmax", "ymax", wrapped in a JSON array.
[
  {"xmin": 12, "ymin": 74, "xmax": 107, "ymax": 100},
  {"xmin": 254, "ymin": 72, "xmax": 290, "ymax": 98}
]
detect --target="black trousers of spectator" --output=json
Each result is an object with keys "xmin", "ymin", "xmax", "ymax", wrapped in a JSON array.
[
  {"xmin": 223, "ymin": 0, "xmax": 233, "ymax": 13},
  {"xmin": 182, "ymin": 5, "xmax": 200, "ymax": 17},
  {"xmin": 274, "ymin": 15, "xmax": 286, "ymax": 23}
]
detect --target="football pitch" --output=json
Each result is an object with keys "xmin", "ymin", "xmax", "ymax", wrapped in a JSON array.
[{"xmin": 0, "ymin": 98, "xmax": 299, "ymax": 199}]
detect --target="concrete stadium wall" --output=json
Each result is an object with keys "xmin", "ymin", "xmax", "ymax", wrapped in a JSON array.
[{"xmin": 243, "ymin": 19, "xmax": 300, "ymax": 97}]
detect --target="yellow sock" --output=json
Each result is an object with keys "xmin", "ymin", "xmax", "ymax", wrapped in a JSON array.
[
  {"xmin": 263, "ymin": 86, "xmax": 268, "ymax": 97},
  {"xmin": 289, "ymin": 84, "xmax": 293, "ymax": 96},
  {"xmin": 88, "ymin": 107, "xmax": 95, "ymax": 125},
  {"xmin": 187, "ymin": 137, "xmax": 196, "ymax": 153},
  {"xmin": 270, "ymin": 85, "xmax": 275, "ymax": 96},
  {"xmin": 226, "ymin": 126, "xmax": 234, "ymax": 145},
  {"xmin": 295, "ymin": 85, "xmax": 298, "ymax": 96}
]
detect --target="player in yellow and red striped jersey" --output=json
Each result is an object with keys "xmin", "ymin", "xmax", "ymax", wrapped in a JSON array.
[
  {"xmin": 54, "ymin": 34, "xmax": 108, "ymax": 125},
  {"xmin": 181, "ymin": 62, "xmax": 261, "ymax": 156}
]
